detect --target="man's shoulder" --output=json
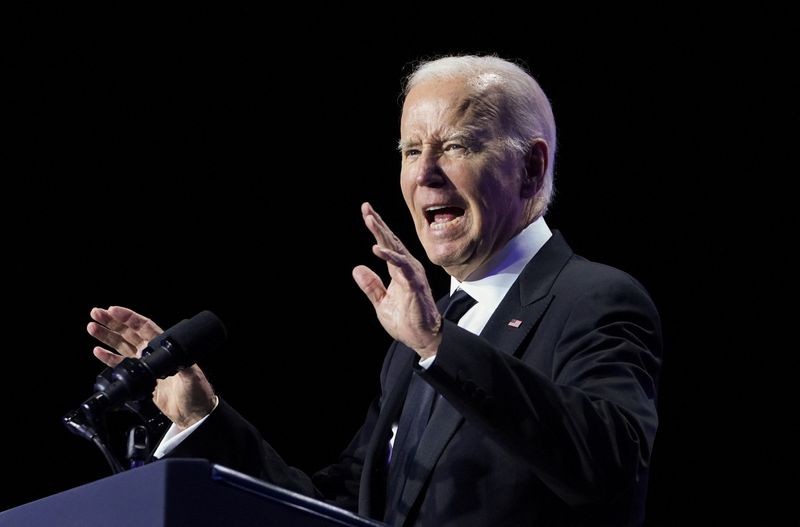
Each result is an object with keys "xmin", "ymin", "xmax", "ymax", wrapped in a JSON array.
[
  {"xmin": 518, "ymin": 231, "xmax": 653, "ymax": 305},
  {"xmin": 557, "ymin": 254, "xmax": 653, "ymax": 301},
  {"xmin": 564, "ymin": 254, "xmax": 635, "ymax": 281}
]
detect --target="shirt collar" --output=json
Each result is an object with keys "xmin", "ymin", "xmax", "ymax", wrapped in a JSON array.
[{"xmin": 450, "ymin": 217, "xmax": 552, "ymax": 308}]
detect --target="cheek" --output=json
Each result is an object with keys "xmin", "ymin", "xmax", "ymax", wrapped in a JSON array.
[
  {"xmin": 470, "ymin": 181, "xmax": 506, "ymax": 229},
  {"xmin": 400, "ymin": 171, "xmax": 415, "ymax": 208}
]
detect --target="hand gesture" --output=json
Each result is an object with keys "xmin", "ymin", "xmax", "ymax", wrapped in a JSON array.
[
  {"xmin": 88, "ymin": 306, "xmax": 216, "ymax": 429},
  {"xmin": 352, "ymin": 203, "xmax": 442, "ymax": 359}
]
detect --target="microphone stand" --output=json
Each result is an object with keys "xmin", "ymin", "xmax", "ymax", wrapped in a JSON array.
[
  {"xmin": 63, "ymin": 367, "xmax": 167, "ymax": 475},
  {"xmin": 64, "ymin": 311, "xmax": 225, "ymax": 475},
  {"xmin": 63, "ymin": 406, "xmax": 124, "ymax": 474}
]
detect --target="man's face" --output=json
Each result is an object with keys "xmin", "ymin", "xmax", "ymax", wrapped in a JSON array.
[{"xmin": 400, "ymin": 78, "xmax": 530, "ymax": 281}]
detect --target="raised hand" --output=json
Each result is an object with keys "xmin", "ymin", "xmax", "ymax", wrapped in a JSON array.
[
  {"xmin": 88, "ymin": 306, "xmax": 216, "ymax": 429},
  {"xmin": 352, "ymin": 202, "xmax": 442, "ymax": 359}
]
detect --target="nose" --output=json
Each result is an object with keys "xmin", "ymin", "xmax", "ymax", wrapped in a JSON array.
[{"xmin": 415, "ymin": 150, "xmax": 446, "ymax": 188}]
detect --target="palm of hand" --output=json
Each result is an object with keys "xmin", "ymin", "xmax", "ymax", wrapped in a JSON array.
[{"xmin": 377, "ymin": 262, "xmax": 441, "ymax": 352}]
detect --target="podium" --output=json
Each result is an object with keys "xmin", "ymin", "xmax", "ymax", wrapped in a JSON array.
[{"xmin": 0, "ymin": 458, "xmax": 386, "ymax": 526}]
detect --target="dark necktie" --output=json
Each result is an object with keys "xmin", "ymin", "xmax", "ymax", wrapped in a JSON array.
[{"xmin": 385, "ymin": 289, "xmax": 477, "ymax": 520}]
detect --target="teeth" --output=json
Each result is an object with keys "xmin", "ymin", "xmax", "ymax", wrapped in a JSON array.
[
  {"xmin": 423, "ymin": 204, "xmax": 464, "ymax": 230},
  {"xmin": 429, "ymin": 216, "xmax": 461, "ymax": 230}
]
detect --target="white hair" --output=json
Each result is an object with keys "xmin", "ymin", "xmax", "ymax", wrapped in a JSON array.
[{"xmin": 405, "ymin": 55, "xmax": 557, "ymax": 216}]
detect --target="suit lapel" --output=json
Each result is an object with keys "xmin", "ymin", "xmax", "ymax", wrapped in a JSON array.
[
  {"xmin": 394, "ymin": 394, "xmax": 463, "ymax": 525},
  {"xmin": 480, "ymin": 231, "xmax": 573, "ymax": 359},
  {"xmin": 479, "ymin": 284, "xmax": 554, "ymax": 358},
  {"xmin": 394, "ymin": 232, "xmax": 575, "ymax": 524},
  {"xmin": 358, "ymin": 349, "xmax": 416, "ymax": 517}
]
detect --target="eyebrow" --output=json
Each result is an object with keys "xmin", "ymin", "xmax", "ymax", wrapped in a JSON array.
[
  {"xmin": 397, "ymin": 131, "xmax": 475, "ymax": 152},
  {"xmin": 397, "ymin": 139, "xmax": 416, "ymax": 152}
]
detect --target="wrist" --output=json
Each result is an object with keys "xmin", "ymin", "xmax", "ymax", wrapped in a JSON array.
[
  {"xmin": 415, "ymin": 332, "xmax": 443, "ymax": 361},
  {"xmin": 174, "ymin": 394, "xmax": 218, "ymax": 430}
]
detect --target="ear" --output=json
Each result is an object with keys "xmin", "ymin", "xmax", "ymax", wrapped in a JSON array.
[{"xmin": 520, "ymin": 139, "xmax": 548, "ymax": 199}]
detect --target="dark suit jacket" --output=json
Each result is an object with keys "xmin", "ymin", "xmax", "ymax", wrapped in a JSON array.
[{"xmin": 168, "ymin": 232, "xmax": 662, "ymax": 526}]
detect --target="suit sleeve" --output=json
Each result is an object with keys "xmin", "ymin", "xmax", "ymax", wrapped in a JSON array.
[
  {"xmin": 420, "ymin": 274, "xmax": 662, "ymax": 506},
  {"xmin": 163, "ymin": 342, "xmax": 399, "ymax": 513},
  {"xmin": 164, "ymin": 398, "xmax": 321, "ymax": 497}
]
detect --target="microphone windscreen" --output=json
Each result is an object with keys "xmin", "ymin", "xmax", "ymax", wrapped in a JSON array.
[{"xmin": 164, "ymin": 310, "xmax": 227, "ymax": 363}]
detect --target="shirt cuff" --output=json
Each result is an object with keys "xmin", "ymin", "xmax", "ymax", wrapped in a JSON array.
[
  {"xmin": 152, "ymin": 396, "xmax": 219, "ymax": 459},
  {"xmin": 418, "ymin": 355, "xmax": 436, "ymax": 370}
]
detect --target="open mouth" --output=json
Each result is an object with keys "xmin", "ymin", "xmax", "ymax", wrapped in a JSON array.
[{"xmin": 424, "ymin": 205, "xmax": 466, "ymax": 229}]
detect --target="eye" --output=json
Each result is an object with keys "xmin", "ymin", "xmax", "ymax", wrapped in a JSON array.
[
  {"xmin": 403, "ymin": 148, "xmax": 421, "ymax": 158},
  {"xmin": 444, "ymin": 143, "xmax": 466, "ymax": 153}
]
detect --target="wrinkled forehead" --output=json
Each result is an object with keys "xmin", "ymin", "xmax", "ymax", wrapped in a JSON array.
[{"xmin": 400, "ymin": 76, "xmax": 509, "ymax": 141}]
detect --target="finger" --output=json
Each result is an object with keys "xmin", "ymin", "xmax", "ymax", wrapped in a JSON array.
[
  {"xmin": 361, "ymin": 201, "xmax": 377, "ymax": 220},
  {"xmin": 352, "ymin": 265, "xmax": 386, "ymax": 307},
  {"xmin": 90, "ymin": 307, "xmax": 148, "ymax": 349},
  {"xmin": 90, "ymin": 307, "xmax": 127, "ymax": 332},
  {"xmin": 93, "ymin": 346, "xmax": 125, "ymax": 368},
  {"xmin": 362, "ymin": 203, "xmax": 407, "ymax": 254},
  {"xmin": 107, "ymin": 306, "xmax": 163, "ymax": 341},
  {"xmin": 372, "ymin": 244, "xmax": 408, "ymax": 268},
  {"xmin": 87, "ymin": 321, "xmax": 139, "ymax": 357},
  {"xmin": 372, "ymin": 245, "xmax": 418, "ymax": 285},
  {"xmin": 364, "ymin": 214, "xmax": 394, "ymax": 249},
  {"xmin": 362, "ymin": 202, "xmax": 394, "ymax": 246},
  {"xmin": 361, "ymin": 202, "xmax": 389, "ymax": 227}
]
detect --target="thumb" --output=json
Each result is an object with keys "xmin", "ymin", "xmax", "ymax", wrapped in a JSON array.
[{"xmin": 352, "ymin": 265, "xmax": 386, "ymax": 307}]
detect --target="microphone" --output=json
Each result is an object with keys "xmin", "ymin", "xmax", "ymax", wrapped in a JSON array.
[{"xmin": 80, "ymin": 310, "xmax": 227, "ymax": 418}]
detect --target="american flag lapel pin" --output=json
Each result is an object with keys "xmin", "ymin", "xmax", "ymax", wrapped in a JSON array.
[{"xmin": 507, "ymin": 319, "xmax": 523, "ymax": 328}]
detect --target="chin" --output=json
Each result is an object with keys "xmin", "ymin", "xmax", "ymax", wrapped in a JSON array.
[{"xmin": 424, "ymin": 242, "xmax": 470, "ymax": 270}]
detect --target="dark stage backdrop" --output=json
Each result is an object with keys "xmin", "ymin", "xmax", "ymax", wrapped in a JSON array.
[{"xmin": 5, "ymin": 11, "xmax": 769, "ymax": 526}]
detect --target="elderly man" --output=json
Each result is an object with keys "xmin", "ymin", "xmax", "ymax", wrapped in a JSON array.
[{"xmin": 89, "ymin": 55, "xmax": 661, "ymax": 526}]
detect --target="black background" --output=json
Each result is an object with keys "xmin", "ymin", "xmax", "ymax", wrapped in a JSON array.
[{"xmin": 3, "ymin": 7, "xmax": 783, "ymax": 525}]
